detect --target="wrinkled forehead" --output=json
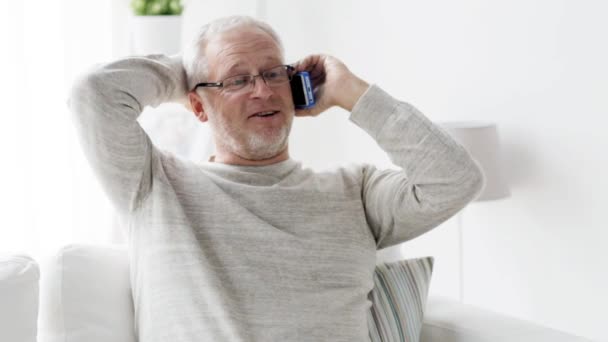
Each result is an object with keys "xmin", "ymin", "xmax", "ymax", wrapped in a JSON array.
[{"xmin": 204, "ymin": 27, "xmax": 284, "ymax": 79}]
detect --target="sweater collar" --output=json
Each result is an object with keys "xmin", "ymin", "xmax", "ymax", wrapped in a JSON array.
[{"xmin": 198, "ymin": 156, "xmax": 301, "ymax": 184}]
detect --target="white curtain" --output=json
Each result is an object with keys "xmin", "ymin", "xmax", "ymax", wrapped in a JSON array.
[{"xmin": 0, "ymin": 0, "xmax": 213, "ymax": 261}]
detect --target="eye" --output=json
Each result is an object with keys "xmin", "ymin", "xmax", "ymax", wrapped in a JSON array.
[
  {"xmin": 264, "ymin": 67, "xmax": 288, "ymax": 81},
  {"xmin": 265, "ymin": 71, "xmax": 280, "ymax": 80},
  {"xmin": 225, "ymin": 75, "xmax": 250, "ymax": 88}
]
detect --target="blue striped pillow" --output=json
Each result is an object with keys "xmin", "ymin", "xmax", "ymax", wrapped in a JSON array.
[{"xmin": 367, "ymin": 257, "xmax": 434, "ymax": 342}]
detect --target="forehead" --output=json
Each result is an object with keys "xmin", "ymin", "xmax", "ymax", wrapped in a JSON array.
[{"xmin": 204, "ymin": 27, "xmax": 283, "ymax": 78}]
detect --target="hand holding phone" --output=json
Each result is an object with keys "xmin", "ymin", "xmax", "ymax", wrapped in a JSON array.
[{"xmin": 292, "ymin": 54, "xmax": 369, "ymax": 116}]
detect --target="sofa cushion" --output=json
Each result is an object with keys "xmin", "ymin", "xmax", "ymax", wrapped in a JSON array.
[
  {"xmin": 38, "ymin": 244, "xmax": 135, "ymax": 342},
  {"xmin": 0, "ymin": 254, "xmax": 39, "ymax": 342},
  {"xmin": 368, "ymin": 256, "xmax": 434, "ymax": 342},
  {"xmin": 420, "ymin": 296, "xmax": 593, "ymax": 342}
]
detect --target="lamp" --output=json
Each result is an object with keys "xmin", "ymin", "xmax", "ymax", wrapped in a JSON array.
[{"xmin": 438, "ymin": 121, "xmax": 510, "ymax": 302}]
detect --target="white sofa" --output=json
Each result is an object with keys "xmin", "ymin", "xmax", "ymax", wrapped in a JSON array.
[
  {"xmin": 0, "ymin": 254, "xmax": 39, "ymax": 342},
  {"xmin": 1, "ymin": 245, "xmax": 594, "ymax": 342}
]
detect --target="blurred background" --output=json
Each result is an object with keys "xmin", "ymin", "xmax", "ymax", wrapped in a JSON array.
[{"xmin": 0, "ymin": 0, "xmax": 606, "ymax": 340}]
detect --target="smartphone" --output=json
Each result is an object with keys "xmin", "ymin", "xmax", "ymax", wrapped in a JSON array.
[{"xmin": 290, "ymin": 71, "xmax": 316, "ymax": 109}]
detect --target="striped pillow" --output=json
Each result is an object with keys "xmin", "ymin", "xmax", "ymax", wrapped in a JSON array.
[{"xmin": 367, "ymin": 257, "xmax": 434, "ymax": 342}]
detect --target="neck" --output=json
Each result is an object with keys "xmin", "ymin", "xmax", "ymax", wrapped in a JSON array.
[{"xmin": 209, "ymin": 147, "xmax": 290, "ymax": 166}]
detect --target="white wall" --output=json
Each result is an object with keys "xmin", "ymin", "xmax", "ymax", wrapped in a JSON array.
[{"xmin": 257, "ymin": 1, "xmax": 606, "ymax": 341}]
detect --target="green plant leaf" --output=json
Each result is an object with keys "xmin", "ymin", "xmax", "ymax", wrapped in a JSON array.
[
  {"xmin": 131, "ymin": 0, "xmax": 147, "ymax": 15},
  {"xmin": 131, "ymin": 0, "xmax": 182, "ymax": 15},
  {"xmin": 168, "ymin": 0, "xmax": 183, "ymax": 15}
]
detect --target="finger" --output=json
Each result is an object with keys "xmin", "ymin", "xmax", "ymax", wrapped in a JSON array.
[
  {"xmin": 294, "ymin": 108, "xmax": 312, "ymax": 117},
  {"xmin": 307, "ymin": 58, "xmax": 326, "ymax": 81},
  {"xmin": 310, "ymin": 71, "xmax": 326, "ymax": 91},
  {"xmin": 293, "ymin": 54, "xmax": 323, "ymax": 73},
  {"xmin": 295, "ymin": 106, "xmax": 322, "ymax": 117},
  {"xmin": 295, "ymin": 60, "xmax": 326, "ymax": 92},
  {"xmin": 291, "ymin": 55, "xmax": 313, "ymax": 72}
]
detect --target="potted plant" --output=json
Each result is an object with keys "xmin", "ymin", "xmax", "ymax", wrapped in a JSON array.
[{"xmin": 130, "ymin": 0, "xmax": 185, "ymax": 55}]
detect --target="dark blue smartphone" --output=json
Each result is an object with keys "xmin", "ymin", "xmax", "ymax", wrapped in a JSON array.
[{"xmin": 290, "ymin": 71, "xmax": 315, "ymax": 109}]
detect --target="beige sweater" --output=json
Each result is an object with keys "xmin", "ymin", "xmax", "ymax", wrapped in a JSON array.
[{"xmin": 68, "ymin": 54, "xmax": 484, "ymax": 342}]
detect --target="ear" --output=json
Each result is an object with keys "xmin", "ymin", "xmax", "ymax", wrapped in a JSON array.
[{"xmin": 188, "ymin": 91, "xmax": 209, "ymax": 122}]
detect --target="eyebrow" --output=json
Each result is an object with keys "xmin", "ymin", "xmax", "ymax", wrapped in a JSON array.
[{"xmin": 221, "ymin": 57, "xmax": 282, "ymax": 77}]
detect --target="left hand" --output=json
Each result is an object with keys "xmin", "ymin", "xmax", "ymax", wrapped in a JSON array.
[{"xmin": 291, "ymin": 54, "xmax": 369, "ymax": 117}]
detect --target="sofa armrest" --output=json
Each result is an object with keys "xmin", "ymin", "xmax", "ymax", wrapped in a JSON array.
[
  {"xmin": 38, "ymin": 244, "xmax": 135, "ymax": 342},
  {"xmin": 420, "ymin": 296, "xmax": 593, "ymax": 342},
  {"xmin": 0, "ymin": 254, "xmax": 39, "ymax": 342}
]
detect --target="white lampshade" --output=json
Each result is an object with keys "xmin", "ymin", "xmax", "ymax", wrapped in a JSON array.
[{"xmin": 439, "ymin": 121, "xmax": 510, "ymax": 201}]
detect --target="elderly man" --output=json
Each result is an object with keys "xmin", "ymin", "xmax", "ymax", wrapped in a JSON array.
[{"xmin": 69, "ymin": 15, "xmax": 483, "ymax": 342}]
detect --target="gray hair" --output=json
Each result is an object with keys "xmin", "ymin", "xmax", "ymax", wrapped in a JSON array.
[{"xmin": 182, "ymin": 15, "xmax": 285, "ymax": 91}]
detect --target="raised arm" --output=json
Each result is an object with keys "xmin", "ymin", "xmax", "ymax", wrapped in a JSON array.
[
  {"xmin": 293, "ymin": 53, "xmax": 485, "ymax": 249},
  {"xmin": 68, "ymin": 54, "xmax": 188, "ymax": 215},
  {"xmin": 351, "ymin": 86, "xmax": 485, "ymax": 249}
]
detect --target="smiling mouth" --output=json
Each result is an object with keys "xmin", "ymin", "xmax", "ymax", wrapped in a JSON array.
[{"xmin": 249, "ymin": 110, "xmax": 279, "ymax": 119}]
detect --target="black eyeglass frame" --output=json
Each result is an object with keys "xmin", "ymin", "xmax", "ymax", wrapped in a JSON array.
[{"xmin": 191, "ymin": 64, "xmax": 296, "ymax": 92}]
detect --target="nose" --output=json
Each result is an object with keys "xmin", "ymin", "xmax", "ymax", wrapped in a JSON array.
[{"xmin": 249, "ymin": 75, "xmax": 274, "ymax": 99}]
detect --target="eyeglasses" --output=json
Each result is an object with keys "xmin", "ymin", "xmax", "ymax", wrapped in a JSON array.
[{"xmin": 192, "ymin": 65, "xmax": 295, "ymax": 93}]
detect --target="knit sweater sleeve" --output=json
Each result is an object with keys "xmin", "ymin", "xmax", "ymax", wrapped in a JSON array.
[
  {"xmin": 67, "ymin": 54, "xmax": 189, "ymax": 216},
  {"xmin": 349, "ymin": 85, "xmax": 485, "ymax": 250}
]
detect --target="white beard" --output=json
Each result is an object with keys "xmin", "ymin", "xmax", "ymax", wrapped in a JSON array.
[
  {"xmin": 208, "ymin": 107, "xmax": 292, "ymax": 161},
  {"xmin": 241, "ymin": 123, "xmax": 291, "ymax": 160}
]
